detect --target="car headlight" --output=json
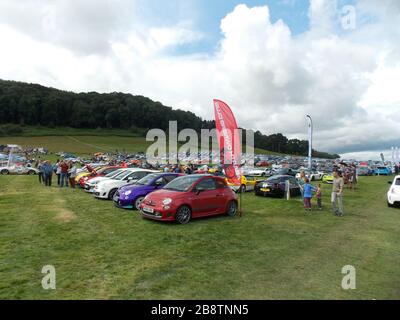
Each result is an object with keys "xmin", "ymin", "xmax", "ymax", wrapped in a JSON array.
[
  {"xmin": 162, "ymin": 198, "xmax": 172, "ymax": 205},
  {"xmin": 124, "ymin": 190, "xmax": 132, "ymax": 196},
  {"xmin": 262, "ymin": 183, "xmax": 269, "ymax": 188}
]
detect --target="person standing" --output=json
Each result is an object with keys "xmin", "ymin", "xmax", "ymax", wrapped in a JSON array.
[
  {"xmin": 43, "ymin": 161, "xmax": 53, "ymax": 187},
  {"xmin": 68, "ymin": 161, "xmax": 77, "ymax": 188},
  {"xmin": 60, "ymin": 161, "xmax": 69, "ymax": 188},
  {"xmin": 54, "ymin": 159, "xmax": 61, "ymax": 186},
  {"xmin": 303, "ymin": 178, "xmax": 315, "ymax": 212},
  {"xmin": 332, "ymin": 171, "xmax": 344, "ymax": 216}
]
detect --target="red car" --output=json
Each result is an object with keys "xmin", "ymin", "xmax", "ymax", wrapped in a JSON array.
[
  {"xmin": 78, "ymin": 166, "xmax": 123, "ymax": 188},
  {"xmin": 140, "ymin": 175, "xmax": 238, "ymax": 224}
]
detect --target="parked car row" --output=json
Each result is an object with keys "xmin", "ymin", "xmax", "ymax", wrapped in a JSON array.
[{"xmin": 75, "ymin": 167, "xmax": 240, "ymax": 224}]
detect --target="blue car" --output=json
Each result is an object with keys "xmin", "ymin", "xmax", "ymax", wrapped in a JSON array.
[
  {"xmin": 113, "ymin": 173, "xmax": 181, "ymax": 210},
  {"xmin": 374, "ymin": 167, "xmax": 392, "ymax": 176}
]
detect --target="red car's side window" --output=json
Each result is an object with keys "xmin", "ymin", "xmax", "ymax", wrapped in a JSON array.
[{"xmin": 215, "ymin": 179, "xmax": 226, "ymax": 189}]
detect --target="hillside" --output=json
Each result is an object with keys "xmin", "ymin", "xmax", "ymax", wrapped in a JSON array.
[
  {"xmin": 0, "ymin": 79, "xmax": 340, "ymax": 158},
  {"xmin": 0, "ymin": 127, "xmax": 283, "ymax": 157}
]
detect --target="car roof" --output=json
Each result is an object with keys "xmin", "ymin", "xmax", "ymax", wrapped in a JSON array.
[
  {"xmin": 269, "ymin": 175, "xmax": 294, "ymax": 179},
  {"xmin": 123, "ymin": 168, "xmax": 158, "ymax": 172}
]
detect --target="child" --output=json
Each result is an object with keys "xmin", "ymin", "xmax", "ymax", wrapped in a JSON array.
[
  {"xmin": 316, "ymin": 184, "xmax": 322, "ymax": 210},
  {"xmin": 303, "ymin": 178, "xmax": 315, "ymax": 211}
]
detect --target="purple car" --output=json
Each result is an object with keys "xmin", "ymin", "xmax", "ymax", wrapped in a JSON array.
[{"xmin": 113, "ymin": 173, "xmax": 182, "ymax": 210}]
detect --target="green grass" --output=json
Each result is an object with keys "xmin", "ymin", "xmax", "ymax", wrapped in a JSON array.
[
  {"xmin": 0, "ymin": 175, "xmax": 399, "ymax": 300},
  {"xmin": 0, "ymin": 135, "xmax": 152, "ymax": 155},
  {"xmin": 0, "ymin": 126, "xmax": 286, "ymax": 157}
]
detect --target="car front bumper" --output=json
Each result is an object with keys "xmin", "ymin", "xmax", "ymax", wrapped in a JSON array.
[
  {"xmin": 140, "ymin": 205, "xmax": 176, "ymax": 222},
  {"xmin": 93, "ymin": 190, "xmax": 108, "ymax": 199},
  {"xmin": 387, "ymin": 192, "xmax": 400, "ymax": 205}
]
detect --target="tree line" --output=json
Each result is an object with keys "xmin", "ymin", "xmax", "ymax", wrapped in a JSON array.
[{"xmin": 0, "ymin": 79, "xmax": 339, "ymax": 158}]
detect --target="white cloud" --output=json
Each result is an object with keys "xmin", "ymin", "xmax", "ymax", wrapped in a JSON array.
[{"xmin": 0, "ymin": 0, "xmax": 399, "ymax": 156}]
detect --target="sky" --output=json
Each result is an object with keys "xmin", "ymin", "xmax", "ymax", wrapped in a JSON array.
[{"xmin": 0, "ymin": 0, "xmax": 399, "ymax": 160}]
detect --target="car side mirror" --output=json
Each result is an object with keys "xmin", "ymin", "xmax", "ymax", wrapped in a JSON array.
[{"xmin": 194, "ymin": 187, "xmax": 204, "ymax": 195}]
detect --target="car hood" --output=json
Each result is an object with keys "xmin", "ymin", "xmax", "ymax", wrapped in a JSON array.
[
  {"xmin": 97, "ymin": 179, "xmax": 125, "ymax": 188},
  {"xmin": 144, "ymin": 189, "xmax": 186, "ymax": 201},
  {"xmin": 120, "ymin": 184, "xmax": 154, "ymax": 194},
  {"xmin": 88, "ymin": 177, "xmax": 110, "ymax": 184}
]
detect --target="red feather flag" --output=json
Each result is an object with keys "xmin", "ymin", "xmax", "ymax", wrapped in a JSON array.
[{"xmin": 213, "ymin": 99, "xmax": 242, "ymax": 185}]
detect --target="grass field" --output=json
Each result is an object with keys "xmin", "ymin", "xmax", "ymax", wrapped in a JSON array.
[
  {"xmin": 0, "ymin": 174, "xmax": 399, "ymax": 300},
  {"xmin": 0, "ymin": 126, "xmax": 284, "ymax": 157}
]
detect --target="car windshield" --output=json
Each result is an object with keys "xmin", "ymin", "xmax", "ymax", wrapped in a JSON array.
[
  {"xmin": 266, "ymin": 176, "xmax": 281, "ymax": 183},
  {"xmin": 136, "ymin": 173, "xmax": 158, "ymax": 185},
  {"xmin": 106, "ymin": 169, "xmax": 123, "ymax": 178},
  {"xmin": 395, "ymin": 179, "xmax": 400, "ymax": 186},
  {"xmin": 95, "ymin": 167, "xmax": 110, "ymax": 174},
  {"xmin": 163, "ymin": 176, "xmax": 201, "ymax": 192},
  {"xmin": 113, "ymin": 171, "xmax": 130, "ymax": 180}
]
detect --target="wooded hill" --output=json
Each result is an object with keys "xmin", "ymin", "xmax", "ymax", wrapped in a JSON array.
[{"xmin": 0, "ymin": 79, "xmax": 340, "ymax": 159}]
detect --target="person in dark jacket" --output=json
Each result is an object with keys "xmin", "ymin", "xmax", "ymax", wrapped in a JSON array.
[{"xmin": 42, "ymin": 161, "xmax": 53, "ymax": 187}]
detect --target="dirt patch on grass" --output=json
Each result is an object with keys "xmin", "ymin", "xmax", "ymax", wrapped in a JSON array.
[{"xmin": 54, "ymin": 208, "xmax": 77, "ymax": 222}]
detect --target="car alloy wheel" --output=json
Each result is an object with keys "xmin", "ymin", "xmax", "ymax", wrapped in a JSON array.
[
  {"xmin": 1, "ymin": 169, "xmax": 9, "ymax": 175},
  {"xmin": 134, "ymin": 197, "xmax": 145, "ymax": 210},
  {"xmin": 227, "ymin": 201, "xmax": 238, "ymax": 217},
  {"xmin": 176, "ymin": 206, "xmax": 192, "ymax": 224},
  {"xmin": 28, "ymin": 170, "xmax": 35, "ymax": 175},
  {"xmin": 240, "ymin": 185, "xmax": 246, "ymax": 193}
]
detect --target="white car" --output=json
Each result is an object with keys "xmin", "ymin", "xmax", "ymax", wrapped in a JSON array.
[
  {"xmin": 387, "ymin": 175, "xmax": 400, "ymax": 207},
  {"xmin": 295, "ymin": 171, "xmax": 324, "ymax": 181},
  {"xmin": 248, "ymin": 168, "xmax": 273, "ymax": 177},
  {"xmin": 0, "ymin": 165, "xmax": 39, "ymax": 175},
  {"xmin": 93, "ymin": 169, "xmax": 158, "ymax": 199},
  {"xmin": 84, "ymin": 168, "xmax": 126, "ymax": 193}
]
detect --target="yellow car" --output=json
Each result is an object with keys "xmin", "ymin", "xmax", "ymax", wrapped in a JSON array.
[
  {"xmin": 74, "ymin": 165, "xmax": 105, "ymax": 183},
  {"xmin": 322, "ymin": 173, "xmax": 334, "ymax": 184},
  {"xmin": 227, "ymin": 175, "xmax": 260, "ymax": 193},
  {"xmin": 75, "ymin": 171, "xmax": 91, "ymax": 183}
]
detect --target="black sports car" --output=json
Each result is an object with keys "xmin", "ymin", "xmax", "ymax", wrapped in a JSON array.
[{"xmin": 255, "ymin": 175, "xmax": 301, "ymax": 198}]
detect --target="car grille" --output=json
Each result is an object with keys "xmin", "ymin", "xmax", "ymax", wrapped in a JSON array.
[{"xmin": 142, "ymin": 198, "xmax": 153, "ymax": 206}]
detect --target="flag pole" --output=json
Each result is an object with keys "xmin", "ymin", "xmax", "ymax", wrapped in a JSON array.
[{"xmin": 239, "ymin": 187, "xmax": 243, "ymax": 217}]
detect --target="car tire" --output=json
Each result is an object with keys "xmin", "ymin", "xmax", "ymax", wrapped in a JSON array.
[
  {"xmin": 261, "ymin": 173, "xmax": 266, "ymax": 177},
  {"xmin": 175, "ymin": 205, "xmax": 192, "ymax": 224},
  {"xmin": 387, "ymin": 201, "xmax": 394, "ymax": 208},
  {"xmin": 28, "ymin": 170, "xmax": 36, "ymax": 175},
  {"xmin": 108, "ymin": 188, "xmax": 118, "ymax": 200},
  {"xmin": 134, "ymin": 196, "xmax": 145, "ymax": 210},
  {"xmin": 1, "ymin": 169, "xmax": 9, "ymax": 175},
  {"xmin": 240, "ymin": 185, "xmax": 246, "ymax": 193},
  {"xmin": 226, "ymin": 200, "xmax": 238, "ymax": 217}
]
